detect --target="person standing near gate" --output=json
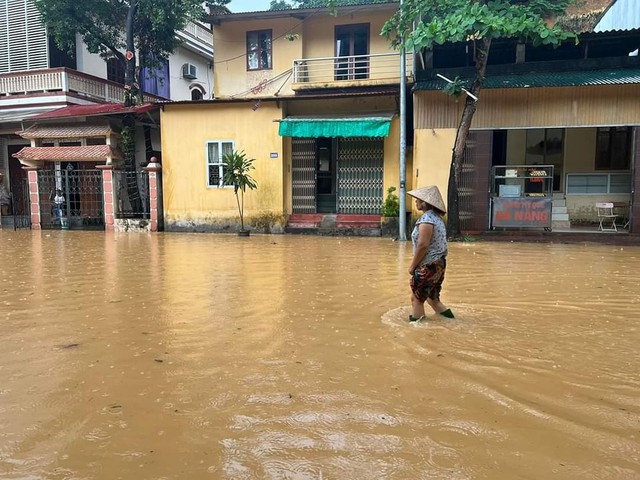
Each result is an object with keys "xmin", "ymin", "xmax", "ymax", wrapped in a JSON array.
[
  {"xmin": 407, "ymin": 185, "xmax": 455, "ymax": 322},
  {"xmin": 50, "ymin": 188, "xmax": 65, "ymax": 219}
]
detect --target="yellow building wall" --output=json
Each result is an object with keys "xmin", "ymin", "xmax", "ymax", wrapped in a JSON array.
[
  {"xmin": 412, "ymin": 129, "xmax": 456, "ymax": 215},
  {"xmin": 212, "ymin": 7, "xmax": 399, "ymax": 99},
  {"xmin": 213, "ymin": 17, "xmax": 303, "ymax": 98},
  {"xmin": 564, "ymin": 128, "xmax": 630, "ymax": 222},
  {"xmin": 302, "ymin": 10, "xmax": 397, "ymax": 59},
  {"xmin": 160, "ymin": 102, "xmax": 285, "ymax": 230},
  {"xmin": 564, "ymin": 128, "xmax": 597, "ymax": 172}
]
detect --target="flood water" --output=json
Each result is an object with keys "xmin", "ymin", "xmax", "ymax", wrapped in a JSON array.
[{"xmin": 0, "ymin": 230, "xmax": 639, "ymax": 480}]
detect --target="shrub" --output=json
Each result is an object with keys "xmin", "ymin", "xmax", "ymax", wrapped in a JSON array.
[{"xmin": 381, "ymin": 186, "xmax": 400, "ymax": 217}]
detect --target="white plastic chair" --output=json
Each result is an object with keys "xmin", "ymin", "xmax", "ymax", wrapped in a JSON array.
[{"xmin": 596, "ymin": 202, "xmax": 618, "ymax": 232}]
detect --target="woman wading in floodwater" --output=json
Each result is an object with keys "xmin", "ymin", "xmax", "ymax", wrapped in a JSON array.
[{"xmin": 407, "ymin": 185, "xmax": 455, "ymax": 322}]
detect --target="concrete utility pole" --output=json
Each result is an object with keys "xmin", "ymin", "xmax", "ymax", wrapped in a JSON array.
[{"xmin": 398, "ymin": 0, "xmax": 407, "ymax": 241}]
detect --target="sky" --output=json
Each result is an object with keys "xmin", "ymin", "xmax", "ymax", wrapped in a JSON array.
[{"xmin": 227, "ymin": 0, "xmax": 273, "ymax": 13}]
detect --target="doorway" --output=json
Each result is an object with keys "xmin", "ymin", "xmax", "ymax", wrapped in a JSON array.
[
  {"xmin": 335, "ymin": 24, "xmax": 369, "ymax": 80},
  {"xmin": 316, "ymin": 137, "xmax": 336, "ymax": 213}
]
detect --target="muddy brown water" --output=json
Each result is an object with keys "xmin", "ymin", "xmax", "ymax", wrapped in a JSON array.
[{"xmin": 0, "ymin": 231, "xmax": 639, "ymax": 479}]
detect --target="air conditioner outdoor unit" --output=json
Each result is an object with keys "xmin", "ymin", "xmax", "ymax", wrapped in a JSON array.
[{"xmin": 182, "ymin": 63, "xmax": 197, "ymax": 79}]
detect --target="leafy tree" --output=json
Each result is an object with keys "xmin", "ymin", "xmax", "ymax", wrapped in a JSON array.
[
  {"xmin": 222, "ymin": 150, "xmax": 258, "ymax": 233},
  {"xmin": 270, "ymin": 0, "xmax": 294, "ymax": 9},
  {"xmin": 382, "ymin": 0, "xmax": 575, "ymax": 238},
  {"xmin": 34, "ymin": 0, "xmax": 224, "ymax": 104}
]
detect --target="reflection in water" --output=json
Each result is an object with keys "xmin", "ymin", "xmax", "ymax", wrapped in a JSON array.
[{"xmin": 0, "ymin": 231, "xmax": 639, "ymax": 479}]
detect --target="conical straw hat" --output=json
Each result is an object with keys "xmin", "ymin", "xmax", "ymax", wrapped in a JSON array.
[{"xmin": 407, "ymin": 185, "xmax": 446, "ymax": 214}]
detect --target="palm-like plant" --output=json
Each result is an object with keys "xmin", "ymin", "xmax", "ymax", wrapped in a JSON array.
[{"xmin": 222, "ymin": 150, "xmax": 258, "ymax": 233}]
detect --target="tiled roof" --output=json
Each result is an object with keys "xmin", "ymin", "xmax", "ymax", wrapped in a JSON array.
[
  {"xmin": 12, "ymin": 145, "xmax": 122, "ymax": 162},
  {"xmin": 18, "ymin": 123, "xmax": 114, "ymax": 140},
  {"xmin": 414, "ymin": 68, "xmax": 640, "ymax": 91},
  {"xmin": 29, "ymin": 103, "xmax": 158, "ymax": 120}
]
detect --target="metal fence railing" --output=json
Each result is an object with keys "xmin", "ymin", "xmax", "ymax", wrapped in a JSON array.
[
  {"xmin": 113, "ymin": 170, "xmax": 150, "ymax": 219},
  {"xmin": 292, "ymin": 52, "xmax": 413, "ymax": 85}
]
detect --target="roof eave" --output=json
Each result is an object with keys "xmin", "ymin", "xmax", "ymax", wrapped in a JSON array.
[{"xmin": 204, "ymin": 2, "xmax": 398, "ymax": 24}]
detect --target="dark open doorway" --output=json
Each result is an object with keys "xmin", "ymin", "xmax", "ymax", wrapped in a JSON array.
[{"xmin": 316, "ymin": 137, "xmax": 336, "ymax": 213}]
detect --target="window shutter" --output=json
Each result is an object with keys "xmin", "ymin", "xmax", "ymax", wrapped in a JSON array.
[{"xmin": 0, "ymin": 0, "xmax": 48, "ymax": 73}]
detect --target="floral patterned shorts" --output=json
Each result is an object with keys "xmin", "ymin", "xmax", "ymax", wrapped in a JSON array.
[{"xmin": 410, "ymin": 257, "xmax": 446, "ymax": 302}]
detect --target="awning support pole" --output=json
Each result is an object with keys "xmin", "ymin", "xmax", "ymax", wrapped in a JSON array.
[{"xmin": 398, "ymin": 0, "xmax": 407, "ymax": 241}]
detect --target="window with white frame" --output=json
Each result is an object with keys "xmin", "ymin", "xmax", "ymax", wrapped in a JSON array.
[
  {"xmin": 207, "ymin": 141, "xmax": 234, "ymax": 187},
  {"xmin": 566, "ymin": 173, "xmax": 632, "ymax": 195}
]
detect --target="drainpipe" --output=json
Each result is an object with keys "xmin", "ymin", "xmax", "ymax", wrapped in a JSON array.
[{"xmin": 398, "ymin": 0, "xmax": 407, "ymax": 241}]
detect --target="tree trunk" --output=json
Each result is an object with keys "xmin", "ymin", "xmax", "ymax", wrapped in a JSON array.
[
  {"xmin": 122, "ymin": 0, "xmax": 142, "ymax": 213},
  {"xmin": 447, "ymin": 37, "xmax": 492, "ymax": 239}
]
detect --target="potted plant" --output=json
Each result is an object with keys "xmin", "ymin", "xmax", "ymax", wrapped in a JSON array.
[
  {"xmin": 380, "ymin": 186, "xmax": 400, "ymax": 237},
  {"xmin": 222, "ymin": 150, "xmax": 258, "ymax": 236}
]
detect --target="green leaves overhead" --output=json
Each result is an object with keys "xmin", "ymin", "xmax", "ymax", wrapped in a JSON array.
[
  {"xmin": 382, "ymin": 0, "xmax": 575, "ymax": 51},
  {"xmin": 34, "ymin": 0, "xmax": 206, "ymax": 67}
]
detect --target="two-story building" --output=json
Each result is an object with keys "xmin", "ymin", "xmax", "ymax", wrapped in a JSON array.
[
  {"xmin": 412, "ymin": 20, "xmax": 640, "ymax": 235},
  {"xmin": 0, "ymin": 0, "xmax": 214, "ymax": 230},
  {"xmin": 159, "ymin": 1, "xmax": 411, "ymax": 234}
]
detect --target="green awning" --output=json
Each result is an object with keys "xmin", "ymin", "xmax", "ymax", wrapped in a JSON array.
[{"xmin": 278, "ymin": 113, "xmax": 394, "ymax": 138}]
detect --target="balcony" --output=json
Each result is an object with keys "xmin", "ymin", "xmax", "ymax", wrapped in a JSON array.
[
  {"xmin": 0, "ymin": 67, "xmax": 164, "ymax": 104},
  {"xmin": 291, "ymin": 52, "xmax": 413, "ymax": 91},
  {"xmin": 177, "ymin": 21, "xmax": 214, "ymax": 57}
]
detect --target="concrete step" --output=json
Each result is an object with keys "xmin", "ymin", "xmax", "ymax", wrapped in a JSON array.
[
  {"xmin": 552, "ymin": 213, "xmax": 570, "ymax": 221},
  {"xmin": 552, "ymin": 220, "xmax": 571, "ymax": 230},
  {"xmin": 552, "ymin": 199, "xmax": 566, "ymax": 208},
  {"xmin": 552, "ymin": 206, "xmax": 568, "ymax": 214}
]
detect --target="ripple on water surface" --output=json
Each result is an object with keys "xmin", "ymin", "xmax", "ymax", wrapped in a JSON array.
[{"xmin": 0, "ymin": 232, "xmax": 639, "ymax": 479}]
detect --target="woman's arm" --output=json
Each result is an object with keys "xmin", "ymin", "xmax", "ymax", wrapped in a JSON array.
[{"xmin": 409, "ymin": 222, "xmax": 434, "ymax": 274}]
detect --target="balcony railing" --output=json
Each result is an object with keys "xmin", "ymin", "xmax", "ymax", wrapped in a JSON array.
[
  {"xmin": 182, "ymin": 21, "xmax": 213, "ymax": 45},
  {"xmin": 292, "ymin": 52, "xmax": 413, "ymax": 87},
  {"xmin": 0, "ymin": 67, "xmax": 164, "ymax": 103}
]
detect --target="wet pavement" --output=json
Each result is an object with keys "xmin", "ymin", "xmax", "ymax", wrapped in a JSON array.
[{"xmin": 1, "ymin": 230, "xmax": 639, "ymax": 479}]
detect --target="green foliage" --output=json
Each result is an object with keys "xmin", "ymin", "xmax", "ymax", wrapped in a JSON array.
[
  {"xmin": 222, "ymin": 151, "xmax": 258, "ymax": 195},
  {"xmin": 222, "ymin": 151, "xmax": 258, "ymax": 231},
  {"xmin": 382, "ymin": 0, "xmax": 575, "ymax": 52},
  {"xmin": 34, "ymin": 0, "xmax": 207, "ymax": 91},
  {"xmin": 270, "ymin": 0, "xmax": 294, "ymax": 9},
  {"xmin": 442, "ymin": 76, "xmax": 465, "ymax": 99},
  {"xmin": 381, "ymin": 186, "xmax": 400, "ymax": 217}
]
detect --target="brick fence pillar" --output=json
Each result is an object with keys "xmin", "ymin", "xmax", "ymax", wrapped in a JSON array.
[
  {"xmin": 144, "ymin": 158, "xmax": 162, "ymax": 232},
  {"xmin": 23, "ymin": 166, "xmax": 41, "ymax": 230},
  {"xmin": 97, "ymin": 165, "xmax": 115, "ymax": 232}
]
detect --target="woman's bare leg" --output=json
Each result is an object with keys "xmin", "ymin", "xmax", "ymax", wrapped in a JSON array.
[
  {"xmin": 426, "ymin": 297, "xmax": 448, "ymax": 314},
  {"xmin": 411, "ymin": 294, "xmax": 426, "ymax": 319}
]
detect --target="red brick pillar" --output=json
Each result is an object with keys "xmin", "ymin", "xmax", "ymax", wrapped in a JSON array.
[
  {"xmin": 23, "ymin": 166, "xmax": 41, "ymax": 230},
  {"xmin": 144, "ymin": 158, "xmax": 162, "ymax": 232},
  {"xmin": 97, "ymin": 165, "xmax": 115, "ymax": 232}
]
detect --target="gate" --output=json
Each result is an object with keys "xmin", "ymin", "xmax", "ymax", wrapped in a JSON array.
[
  {"xmin": 291, "ymin": 138, "xmax": 316, "ymax": 213},
  {"xmin": 337, "ymin": 137, "xmax": 383, "ymax": 214},
  {"xmin": 459, "ymin": 131, "xmax": 492, "ymax": 232},
  {"xmin": 10, "ymin": 177, "xmax": 31, "ymax": 229},
  {"xmin": 38, "ymin": 166, "xmax": 104, "ymax": 230}
]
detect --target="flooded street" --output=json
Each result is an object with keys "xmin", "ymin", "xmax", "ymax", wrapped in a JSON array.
[{"xmin": 0, "ymin": 231, "xmax": 639, "ymax": 479}]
